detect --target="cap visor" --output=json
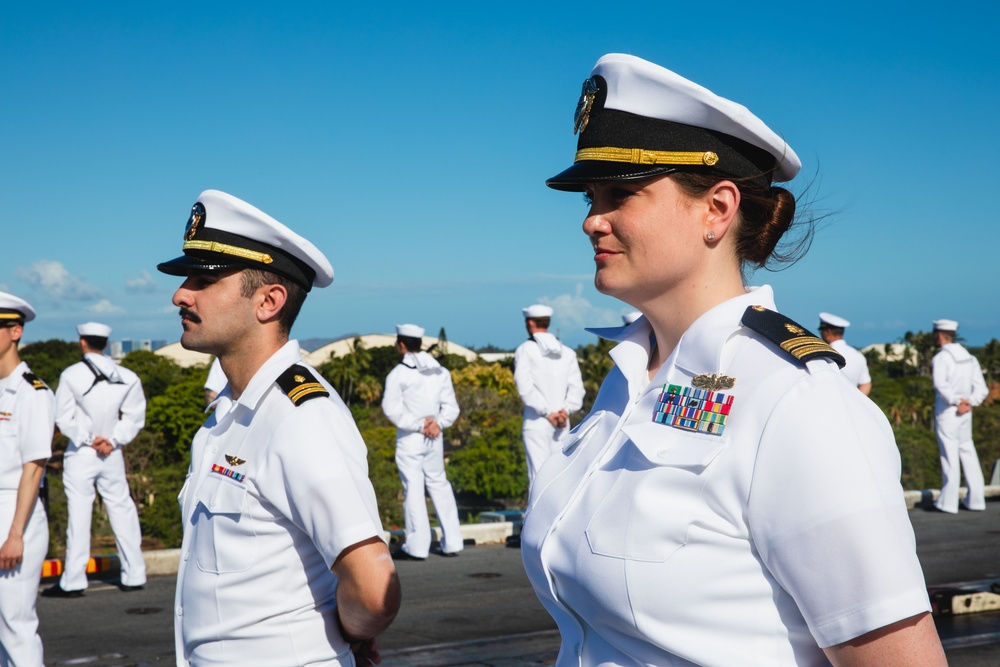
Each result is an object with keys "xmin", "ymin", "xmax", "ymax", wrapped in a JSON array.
[
  {"xmin": 156, "ymin": 255, "xmax": 246, "ymax": 277},
  {"xmin": 545, "ymin": 162, "xmax": 678, "ymax": 192}
]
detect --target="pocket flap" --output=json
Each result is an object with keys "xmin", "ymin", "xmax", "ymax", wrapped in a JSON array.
[
  {"xmin": 196, "ymin": 472, "xmax": 247, "ymax": 515},
  {"xmin": 622, "ymin": 420, "xmax": 726, "ymax": 468}
]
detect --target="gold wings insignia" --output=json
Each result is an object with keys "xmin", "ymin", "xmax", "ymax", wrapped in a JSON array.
[
  {"xmin": 225, "ymin": 455, "xmax": 246, "ymax": 467},
  {"xmin": 692, "ymin": 374, "xmax": 736, "ymax": 391}
]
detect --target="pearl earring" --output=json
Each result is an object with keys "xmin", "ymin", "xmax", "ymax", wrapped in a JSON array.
[{"xmin": 706, "ymin": 231, "xmax": 716, "ymax": 241}]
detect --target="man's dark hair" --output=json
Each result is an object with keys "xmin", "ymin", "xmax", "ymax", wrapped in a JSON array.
[
  {"xmin": 527, "ymin": 316, "xmax": 551, "ymax": 329},
  {"xmin": 397, "ymin": 335, "xmax": 422, "ymax": 352},
  {"xmin": 240, "ymin": 269, "xmax": 307, "ymax": 335},
  {"xmin": 81, "ymin": 335, "xmax": 109, "ymax": 351},
  {"xmin": 819, "ymin": 325, "xmax": 844, "ymax": 337}
]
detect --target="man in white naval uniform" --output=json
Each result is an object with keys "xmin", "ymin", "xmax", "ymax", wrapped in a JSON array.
[
  {"xmin": 931, "ymin": 319, "xmax": 989, "ymax": 513},
  {"xmin": 43, "ymin": 321, "xmax": 147, "ymax": 598},
  {"xmin": 818, "ymin": 312, "xmax": 872, "ymax": 395},
  {"xmin": 157, "ymin": 189, "xmax": 400, "ymax": 667},
  {"xmin": 382, "ymin": 324, "xmax": 464, "ymax": 560},
  {"xmin": 514, "ymin": 305, "xmax": 584, "ymax": 482},
  {"xmin": 0, "ymin": 292, "xmax": 53, "ymax": 667}
]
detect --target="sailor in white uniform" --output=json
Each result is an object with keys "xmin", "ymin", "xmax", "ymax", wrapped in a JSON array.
[
  {"xmin": 157, "ymin": 189, "xmax": 400, "ymax": 666},
  {"xmin": 0, "ymin": 292, "xmax": 53, "ymax": 667},
  {"xmin": 523, "ymin": 53, "xmax": 945, "ymax": 666},
  {"xmin": 43, "ymin": 322, "xmax": 147, "ymax": 598},
  {"xmin": 382, "ymin": 324, "xmax": 464, "ymax": 560},
  {"xmin": 818, "ymin": 312, "xmax": 872, "ymax": 394},
  {"xmin": 931, "ymin": 319, "xmax": 988, "ymax": 513},
  {"xmin": 514, "ymin": 305, "xmax": 585, "ymax": 482},
  {"xmin": 202, "ymin": 357, "xmax": 226, "ymax": 405}
]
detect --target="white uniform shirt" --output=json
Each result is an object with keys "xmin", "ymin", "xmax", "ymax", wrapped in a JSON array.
[
  {"xmin": 55, "ymin": 354, "xmax": 146, "ymax": 451},
  {"xmin": 829, "ymin": 338, "xmax": 871, "ymax": 388},
  {"xmin": 521, "ymin": 286, "xmax": 929, "ymax": 666},
  {"xmin": 932, "ymin": 343, "xmax": 988, "ymax": 414},
  {"xmin": 514, "ymin": 333, "xmax": 585, "ymax": 423},
  {"xmin": 382, "ymin": 352, "xmax": 459, "ymax": 435},
  {"xmin": 174, "ymin": 341, "xmax": 383, "ymax": 667},
  {"xmin": 0, "ymin": 362, "xmax": 53, "ymax": 490},
  {"xmin": 204, "ymin": 357, "xmax": 227, "ymax": 396}
]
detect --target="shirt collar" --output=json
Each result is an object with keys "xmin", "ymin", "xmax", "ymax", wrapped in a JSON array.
[
  {"xmin": 234, "ymin": 340, "xmax": 303, "ymax": 411},
  {"xmin": 0, "ymin": 361, "xmax": 29, "ymax": 393},
  {"xmin": 586, "ymin": 286, "xmax": 776, "ymax": 393}
]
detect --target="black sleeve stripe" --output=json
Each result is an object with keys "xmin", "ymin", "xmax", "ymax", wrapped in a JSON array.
[
  {"xmin": 741, "ymin": 305, "xmax": 846, "ymax": 369},
  {"xmin": 22, "ymin": 371, "xmax": 50, "ymax": 391},
  {"xmin": 275, "ymin": 364, "xmax": 330, "ymax": 406}
]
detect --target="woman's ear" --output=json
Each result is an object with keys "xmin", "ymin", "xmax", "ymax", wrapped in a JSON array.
[{"xmin": 703, "ymin": 180, "xmax": 741, "ymax": 243}]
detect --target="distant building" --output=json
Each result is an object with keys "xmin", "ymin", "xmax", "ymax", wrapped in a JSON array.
[{"xmin": 301, "ymin": 334, "xmax": 479, "ymax": 367}]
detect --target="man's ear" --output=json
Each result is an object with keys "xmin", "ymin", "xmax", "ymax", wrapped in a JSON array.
[{"xmin": 256, "ymin": 284, "xmax": 288, "ymax": 324}]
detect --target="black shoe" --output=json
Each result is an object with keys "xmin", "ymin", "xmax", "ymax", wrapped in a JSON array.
[
  {"xmin": 391, "ymin": 549, "xmax": 426, "ymax": 561},
  {"xmin": 431, "ymin": 547, "xmax": 459, "ymax": 558},
  {"xmin": 41, "ymin": 584, "xmax": 84, "ymax": 599},
  {"xmin": 118, "ymin": 583, "xmax": 145, "ymax": 592}
]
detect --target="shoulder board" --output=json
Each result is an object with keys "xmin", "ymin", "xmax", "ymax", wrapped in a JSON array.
[
  {"xmin": 741, "ymin": 306, "xmax": 846, "ymax": 369},
  {"xmin": 275, "ymin": 364, "xmax": 329, "ymax": 406},
  {"xmin": 22, "ymin": 371, "xmax": 50, "ymax": 391}
]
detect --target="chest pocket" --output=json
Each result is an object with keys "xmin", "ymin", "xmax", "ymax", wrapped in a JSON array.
[
  {"xmin": 585, "ymin": 420, "xmax": 727, "ymax": 563},
  {"xmin": 193, "ymin": 473, "xmax": 257, "ymax": 574}
]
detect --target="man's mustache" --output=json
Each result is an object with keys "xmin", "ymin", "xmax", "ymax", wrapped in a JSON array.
[{"xmin": 179, "ymin": 308, "xmax": 202, "ymax": 324}]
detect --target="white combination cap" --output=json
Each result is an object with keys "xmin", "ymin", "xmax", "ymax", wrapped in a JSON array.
[
  {"xmin": 77, "ymin": 322, "xmax": 112, "ymax": 338},
  {"xmin": 818, "ymin": 312, "xmax": 850, "ymax": 328},
  {"xmin": 0, "ymin": 291, "xmax": 35, "ymax": 324},
  {"xmin": 523, "ymin": 304, "xmax": 554, "ymax": 319},
  {"xmin": 623, "ymin": 311, "xmax": 642, "ymax": 325},
  {"xmin": 157, "ymin": 189, "xmax": 334, "ymax": 291},
  {"xmin": 547, "ymin": 53, "xmax": 801, "ymax": 191},
  {"xmin": 933, "ymin": 319, "xmax": 959, "ymax": 332},
  {"xmin": 396, "ymin": 323, "xmax": 425, "ymax": 338}
]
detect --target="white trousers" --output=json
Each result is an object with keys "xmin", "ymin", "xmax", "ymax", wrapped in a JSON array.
[
  {"xmin": 395, "ymin": 433, "xmax": 464, "ymax": 558},
  {"xmin": 522, "ymin": 418, "xmax": 567, "ymax": 483},
  {"xmin": 60, "ymin": 448, "xmax": 146, "ymax": 591},
  {"xmin": 0, "ymin": 494, "xmax": 47, "ymax": 667},
  {"xmin": 934, "ymin": 410, "xmax": 986, "ymax": 513}
]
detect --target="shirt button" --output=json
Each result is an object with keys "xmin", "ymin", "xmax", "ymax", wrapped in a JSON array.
[
  {"xmin": 210, "ymin": 498, "xmax": 217, "ymax": 508},
  {"xmin": 176, "ymin": 606, "xmax": 183, "ymax": 616},
  {"xmin": 209, "ymin": 445, "xmax": 218, "ymax": 454},
  {"xmin": 183, "ymin": 551, "xmax": 189, "ymax": 561},
  {"xmin": 657, "ymin": 449, "xmax": 670, "ymax": 458}
]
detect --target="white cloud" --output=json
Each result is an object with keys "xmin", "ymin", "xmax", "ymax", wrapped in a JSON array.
[
  {"xmin": 125, "ymin": 270, "xmax": 158, "ymax": 293},
  {"xmin": 89, "ymin": 299, "xmax": 125, "ymax": 314},
  {"xmin": 16, "ymin": 260, "xmax": 102, "ymax": 300},
  {"xmin": 540, "ymin": 284, "xmax": 622, "ymax": 331}
]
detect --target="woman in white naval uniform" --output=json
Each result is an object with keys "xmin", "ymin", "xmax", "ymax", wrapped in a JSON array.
[
  {"xmin": 521, "ymin": 54, "xmax": 945, "ymax": 666},
  {"xmin": 0, "ymin": 292, "xmax": 53, "ymax": 667}
]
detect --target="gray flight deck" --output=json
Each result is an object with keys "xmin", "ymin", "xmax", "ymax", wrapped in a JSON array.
[{"xmin": 37, "ymin": 501, "xmax": 1000, "ymax": 666}]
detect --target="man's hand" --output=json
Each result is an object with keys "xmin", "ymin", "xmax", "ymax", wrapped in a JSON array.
[
  {"xmin": 0, "ymin": 534, "xmax": 24, "ymax": 571},
  {"xmin": 957, "ymin": 399, "xmax": 972, "ymax": 416},
  {"xmin": 421, "ymin": 417, "xmax": 441, "ymax": 439},
  {"xmin": 547, "ymin": 409, "xmax": 569, "ymax": 429},
  {"xmin": 91, "ymin": 436, "xmax": 114, "ymax": 457}
]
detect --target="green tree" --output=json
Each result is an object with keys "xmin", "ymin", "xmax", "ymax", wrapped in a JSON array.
[
  {"xmin": 18, "ymin": 339, "xmax": 79, "ymax": 388},
  {"xmin": 120, "ymin": 349, "xmax": 190, "ymax": 398},
  {"xmin": 576, "ymin": 338, "xmax": 615, "ymax": 414}
]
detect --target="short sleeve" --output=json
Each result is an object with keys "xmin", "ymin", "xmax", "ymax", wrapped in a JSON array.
[
  {"xmin": 20, "ymin": 385, "xmax": 55, "ymax": 463},
  {"xmin": 258, "ymin": 401, "xmax": 383, "ymax": 567},
  {"xmin": 748, "ymin": 369, "xmax": 930, "ymax": 647}
]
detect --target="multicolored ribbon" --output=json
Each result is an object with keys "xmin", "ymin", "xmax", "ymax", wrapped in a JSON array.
[{"xmin": 653, "ymin": 384, "xmax": 734, "ymax": 436}]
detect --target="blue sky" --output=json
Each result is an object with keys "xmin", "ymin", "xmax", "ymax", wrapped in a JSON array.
[{"xmin": 2, "ymin": 2, "xmax": 998, "ymax": 352}]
